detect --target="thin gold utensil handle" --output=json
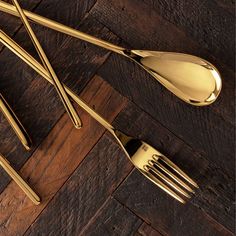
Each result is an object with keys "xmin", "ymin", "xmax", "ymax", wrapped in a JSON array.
[
  {"xmin": 12, "ymin": 0, "xmax": 81, "ymax": 129},
  {"xmin": 0, "ymin": 30, "xmax": 114, "ymax": 133},
  {"xmin": 0, "ymin": 154, "xmax": 40, "ymax": 205},
  {"xmin": 0, "ymin": 1, "xmax": 126, "ymax": 55},
  {"xmin": 0, "ymin": 93, "xmax": 32, "ymax": 150}
]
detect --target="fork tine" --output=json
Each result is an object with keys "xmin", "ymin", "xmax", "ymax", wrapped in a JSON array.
[
  {"xmin": 148, "ymin": 165, "xmax": 191, "ymax": 198},
  {"xmin": 158, "ymin": 155, "xmax": 199, "ymax": 188},
  {"xmin": 153, "ymin": 162, "xmax": 195, "ymax": 193},
  {"xmin": 144, "ymin": 167, "xmax": 186, "ymax": 203}
]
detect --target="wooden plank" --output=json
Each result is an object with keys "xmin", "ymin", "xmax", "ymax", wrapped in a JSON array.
[
  {"xmin": 112, "ymin": 103, "xmax": 234, "ymax": 233},
  {"xmin": 23, "ymin": 133, "xmax": 134, "ymax": 236},
  {"xmin": 92, "ymin": 0, "xmax": 234, "ymax": 178},
  {"xmin": 0, "ymin": 4, "xmax": 120, "ymax": 192},
  {"xmin": 0, "ymin": 75, "xmax": 127, "ymax": 236},
  {"xmin": 140, "ymin": 0, "xmax": 235, "ymax": 70},
  {"xmin": 79, "ymin": 198, "xmax": 142, "ymax": 236},
  {"xmin": 0, "ymin": 0, "xmax": 234, "ymax": 234},
  {"xmin": 136, "ymin": 222, "xmax": 163, "ymax": 236}
]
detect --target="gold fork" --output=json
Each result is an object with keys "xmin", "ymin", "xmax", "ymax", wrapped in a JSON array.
[{"xmin": 1, "ymin": 32, "xmax": 198, "ymax": 203}]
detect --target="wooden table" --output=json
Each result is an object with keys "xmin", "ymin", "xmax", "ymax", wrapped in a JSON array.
[{"xmin": 0, "ymin": 0, "xmax": 234, "ymax": 235}]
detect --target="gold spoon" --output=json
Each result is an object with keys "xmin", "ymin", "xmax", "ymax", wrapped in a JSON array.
[{"xmin": 0, "ymin": 1, "xmax": 222, "ymax": 106}]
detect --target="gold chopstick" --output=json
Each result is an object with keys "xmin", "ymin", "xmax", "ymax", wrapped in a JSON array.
[
  {"xmin": 0, "ymin": 93, "xmax": 32, "ymax": 150},
  {"xmin": 0, "ymin": 30, "xmax": 113, "ymax": 131},
  {"xmin": 0, "ymin": 153, "xmax": 40, "ymax": 205},
  {"xmin": 11, "ymin": 0, "xmax": 82, "ymax": 129}
]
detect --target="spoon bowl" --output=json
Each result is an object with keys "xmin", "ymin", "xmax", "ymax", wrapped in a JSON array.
[{"xmin": 128, "ymin": 50, "xmax": 222, "ymax": 106}]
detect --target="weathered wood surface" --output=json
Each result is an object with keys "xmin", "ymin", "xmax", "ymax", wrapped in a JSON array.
[
  {"xmin": 9, "ymin": 92, "xmax": 233, "ymax": 236},
  {"xmin": 94, "ymin": 0, "xmax": 235, "ymax": 175},
  {"xmin": 24, "ymin": 133, "xmax": 135, "ymax": 235},
  {"xmin": 0, "ymin": 76, "xmax": 127, "ymax": 236},
  {"xmin": 0, "ymin": 0, "xmax": 234, "ymax": 235}
]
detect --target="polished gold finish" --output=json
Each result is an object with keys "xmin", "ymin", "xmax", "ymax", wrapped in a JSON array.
[
  {"xmin": 3, "ymin": 35, "xmax": 198, "ymax": 203},
  {"xmin": 11, "ymin": 0, "xmax": 81, "ymax": 129},
  {"xmin": 0, "ymin": 153, "xmax": 40, "ymax": 205},
  {"xmin": 0, "ymin": 93, "xmax": 31, "ymax": 150},
  {"xmin": 0, "ymin": 1, "xmax": 222, "ymax": 106},
  {"xmin": 129, "ymin": 50, "xmax": 222, "ymax": 105},
  {"xmin": 0, "ymin": 30, "xmax": 112, "ymax": 130}
]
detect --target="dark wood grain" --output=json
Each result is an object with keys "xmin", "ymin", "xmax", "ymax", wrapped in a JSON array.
[
  {"xmin": 136, "ymin": 223, "xmax": 162, "ymax": 236},
  {"xmin": 24, "ymin": 132, "xmax": 134, "ymax": 236},
  {"xmin": 0, "ymin": 76, "xmax": 127, "ymax": 236},
  {"xmin": 79, "ymin": 198, "xmax": 142, "ymax": 236},
  {"xmin": 0, "ymin": 0, "xmax": 43, "ymax": 52},
  {"xmin": 0, "ymin": 0, "xmax": 120, "ymax": 192}
]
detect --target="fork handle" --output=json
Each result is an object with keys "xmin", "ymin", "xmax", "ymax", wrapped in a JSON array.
[{"xmin": 0, "ymin": 154, "xmax": 40, "ymax": 205}]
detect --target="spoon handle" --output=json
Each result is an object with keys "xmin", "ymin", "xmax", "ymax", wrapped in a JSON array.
[
  {"xmin": 0, "ymin": 154, "xmax": 40, "ymax": 205},
  {"xmin": 0, "ymin": 1, "xmax": 126, "ymax": 55}
]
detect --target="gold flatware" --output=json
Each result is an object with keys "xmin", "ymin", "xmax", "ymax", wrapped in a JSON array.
[
  {"xmin": 0, "ymin": 1, "xmax": 222, "ymax": 106},
  {"xmin": 0, "ymin": 153, "xmax": 40, "ymax": 204},
  {"xmin": 2, "ymin": 34, "xmax": 198, "ymax": 203},
  {"xmin": 10, "ymin": 0, "xmax": 81, "ymax": 129},
  {"xmin": 0, "ymin": 92, "xmax": 31, "ymax": 150}
]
